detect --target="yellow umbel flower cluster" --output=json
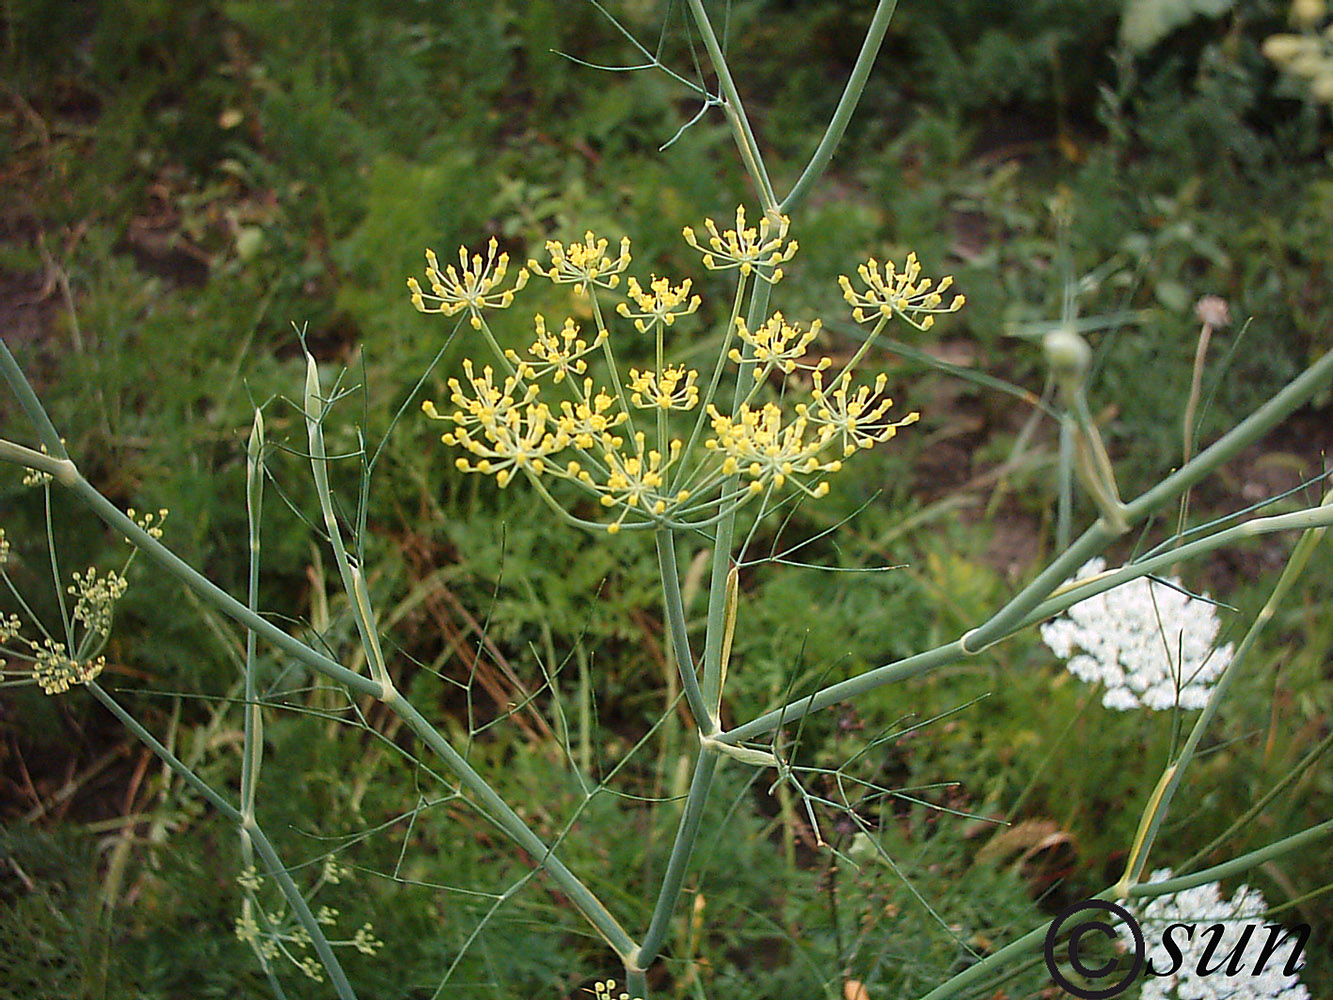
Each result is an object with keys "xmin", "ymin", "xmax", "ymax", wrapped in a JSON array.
[
  {"xmin": 839, "ymin": 252, "xmax": 965, "ymax": 330},
  {"xmin": 682, "ymin": 206, "xmax": 798, "ymax": 283},
  {"xmin": 407, "ymin": 237, "xmax": 529, "ymax": 329},
  {"xmin": 412, "ymin": 209, "xmax": 962, "ymax": 534}
]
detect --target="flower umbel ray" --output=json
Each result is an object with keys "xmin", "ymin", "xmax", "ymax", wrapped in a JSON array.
[
  {"xmin": 839, "ymin": 252, "xmax": 964, "ymax": 331},
  {"xmin": 408, "ymin": 237, "xmax": 529, "ymax": 329}
]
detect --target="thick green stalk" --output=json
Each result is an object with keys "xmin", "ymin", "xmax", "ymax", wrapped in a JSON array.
[
  {"xmin": 655, "ymin": 529, "xmax": 713, "ymax": 729},
  {"xmin": 0, "ymin": 337, "xmax": 67, "ymax": 458},
  {"xmin": 633, "ymin": 748, "xmax": 720, "ymax": 969},
  {"xmin": 780, "ymin": 0, "xmax": 900, "ymax": 215},
  {"xmin": 683, "ymin": 0, "xmax": 777, "ymax": 212}
]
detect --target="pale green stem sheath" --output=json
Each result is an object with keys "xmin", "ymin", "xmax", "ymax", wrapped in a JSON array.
[
  {"xmin": 0, "ymin": 438, "xmax": 76, "ymax": 483},
  {"xmin": 781, "ymin": 0, "xmax": 900, "ymax": 215},
  {"xmin": 720, "ymin": 348, "xmax": 1333, "ymax": 744},
  {"xmin": 914, "ymin": 818, "xmax": 1333, "ymax": 1000},
  {"xmin": 305, "ymin": 356, "xmax": 395, "ymax": 697},
  {"xmin": 381, "ymin": 690, "xmax": 639, "ymax": 961},
  {"xmin": 634, "ymin": 747, "xmax": 721, "ymax": 971},
  {"xmin": 683, "ymin": 0, "xmax": 777, "ymax": 212},
  {"xmin": 241, "ymin": 409, "xmax": 269, "ymax": 981},
  {"xmin": 655, "ymin": 529, "xmax": 712, "ymax": 730},
  {"xmin": 89, "ymin": 682, "xmax": 358, "ymax": 999},
  {"xmin": 1113, "ymin": 489, "xmax": 1329, "ymax": 898}
]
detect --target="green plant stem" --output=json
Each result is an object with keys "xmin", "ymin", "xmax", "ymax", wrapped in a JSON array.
[
  {"xmin": 1180, "ymin": 724, "xmax": 1333, "ymax": 873},
  {"xmin": 780, "ymin": 0, "xmax": 899, "ymax": 215},
  {"xmin": 241, "ymin": 410, "xmax": 264, "ymax": 825},
  {"xmin": 0, "ymin": 337, "xmax": 67, "ymax": 458},
  {"xmin": 382, "ymin": 691, "xmax": 639, "ymax": 961},
  {"xmin": 915, "ymin": 818, "xmax": 1333, "ymax": 1000},
  {"xmin": 0, "ymin": 341, "xmax": 641, "ymax": 967},
  {"xmin": 88, "ymin": 682, "xmax": 359, "ymax": 998},
  {"xmin": 970, "ymin": 344, "xmax": 1333, "ymax": 653},
  {"xmin": 1115, "ymin": 489, "xmax": 1329, "ymax": 895},
  {"xmin": 656, "ymin": 529, "xmax": 713, "ymax": 730},
  {"xmin": 719, "ymin": 347, "xmax": 1333, "ymax": 745},
  {"xmin": 634, "ymin": 748, "xmax": 720, "ymax": 970},
  {"xmin": 247, "ymin": 831, "xmax": 358, "ymax": 999},
  {"xmin": 720, "ymin": 500, "xmax": 1333, "ymax": 747},
  {"xmin": 61, "ymin": 473, "xmax": 381, "ymax": 696},
  {"xmin": 305, "ymin": 356, "xmax": 394, "ymax": 696},
  {"xmin": 683, "ymin": 0, "xmax": 777, "ymax": 212}
]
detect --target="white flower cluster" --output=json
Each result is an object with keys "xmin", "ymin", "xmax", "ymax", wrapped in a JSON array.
[
  {"xmin": 1137, "ymin": 868, "xmax": 1309, "ymax": 1000},
  {"xmin": 1040, "ymin": 558, "xmax": 1232, "ymax": 711}
]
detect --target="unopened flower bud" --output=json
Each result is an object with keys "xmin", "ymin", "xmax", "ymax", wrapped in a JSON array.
[{"xmin": 1044, "ymin": 327, "xmax": 1091, "ymax": 381}]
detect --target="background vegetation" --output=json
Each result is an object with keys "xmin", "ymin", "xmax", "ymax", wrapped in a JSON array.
[{"xmin": 1, "ymin": 1, "xmax": 1331, "ymax": 997}]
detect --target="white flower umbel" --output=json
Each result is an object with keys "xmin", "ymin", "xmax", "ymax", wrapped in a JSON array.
[
  {"xmin": 1136, "ymin": 868, "xmax": 1310, "ymax": 1000},
  {"xmin": 1040, "ymin": 558, "xmax": 1232, "ymax": 711}
]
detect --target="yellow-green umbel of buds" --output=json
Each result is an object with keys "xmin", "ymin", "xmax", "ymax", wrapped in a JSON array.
[
  {"xmin": 730, "ymin": 312, "xmax": 828, "ymax": 378},
  {"xmin": 505, "ymin": 315, "xmax": 607, "ymax": 383},
  {"xmin": 32, "ymin": 639, "xmax": 105, "ymax": 695},
  {"xmin": 682, "ymin": 206, "xmax": 798, "ymax": 284},
  {"xmin": 529, "ymin": 232, "xmax": 632, "ymax": 294},
  {"xmin": 408, "ymin": 237, "xmax": 529, "ymax": 329},
  {"xmin": 628, "ymin": 365, "xmax": 701, "ymax": 410},
  {"xmin": 839, "ymin": 252, "xmax": 965, "ymax": 330},
  {"xmin": 615, "ymin": 276, "xmax": 702, "ymax": 332},
  {"xmin": 803, "ymin": 370, "xmax": 921, "ymax": 457}
]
